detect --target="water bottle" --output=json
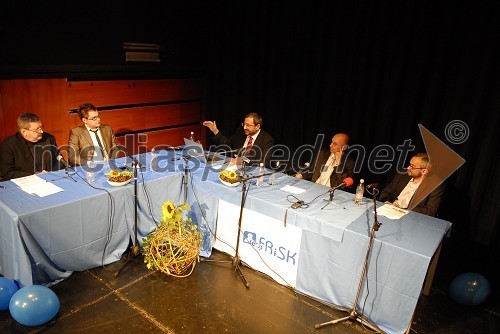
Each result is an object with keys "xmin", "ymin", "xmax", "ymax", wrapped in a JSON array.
[
  {"xmin": 355, "ymin": 179, "xmax": 365, "ymax": 205},
  {"xmin": 268, "ymin": 172, "xmax": 276, "ymax": 185},
  {"xmin": 150, "ymin": 148, "xmax": 157, "ymax": 171},
  {"xmin": 86, "ymin": 158, "xmax": 96, "ymax": 184},
  {"xmin": 102, "ymin": 158, "xmax": 110, "ymax": 177},
  {"xmin": 256, "ymin": 163, "xmax": 264, "ymax": 187},
  {"xmin": 189, "ymin": 131, "xmax": 195, "ymax": 141}
]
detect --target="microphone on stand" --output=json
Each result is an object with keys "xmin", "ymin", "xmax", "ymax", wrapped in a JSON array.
[
  {"xmin": 56, "ymin": 155, "xmax": 70, "ymax": 170},
  {"xmin": 116, "ymin": 145, "xmax": 142, "ymax": 167},
  {"xmin": 330, "ymin": 177, "xmax": 354, "ymax": 190},
  {"xmin": 57, "ymin": 155, "xmax": 77, "ymax": 181}
]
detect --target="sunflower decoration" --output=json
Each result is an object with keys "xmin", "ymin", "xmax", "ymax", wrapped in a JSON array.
[
  {"xmin": 142, "ymin": 201, "xmax": 202, "ymax": 277},
  {"xmin": 219, "ymin": 170, "xmax": 240, "ymax": 183}
]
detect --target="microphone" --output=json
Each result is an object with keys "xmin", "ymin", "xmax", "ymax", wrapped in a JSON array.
[
  {"xmin": 331, "ymin": 177, "xmax": 354, "ymax": 190},
  {"xmin": 57, "ymin": 155, "xmax": 70, "ymax": 169},
  {"xmin": 116, "ymin": 145, "xmax": 142, "ymax": 167},
  {"xmin": 366, "ymin": 183, "xmax": 379, "ymax": 189}
]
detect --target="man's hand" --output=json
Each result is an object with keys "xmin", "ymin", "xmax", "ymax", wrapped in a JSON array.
[
  {"xmin": 294, "ymin": 173, "xmax": 303, "ymax": 179},
  {"xmin": 202, "ymin": 121, "xmax": 219, "ymax": 135}
]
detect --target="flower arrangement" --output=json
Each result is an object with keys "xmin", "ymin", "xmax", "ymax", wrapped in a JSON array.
[{"xmin": 142, "ymin": 201, "xmax": 202, "ymax": 277}]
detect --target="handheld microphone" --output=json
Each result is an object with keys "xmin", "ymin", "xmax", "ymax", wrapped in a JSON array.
[
  {"xmin": 366, "ymin": 183, "xmax": 379, "ymax": 189},
  {"xmin": 331, "ymin": 177, "xmax": 354, "ymax": 190}
]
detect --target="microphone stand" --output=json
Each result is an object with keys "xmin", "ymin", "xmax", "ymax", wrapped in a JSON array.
[
  {"xmin": 115, "ymin": 157, "xmax": 141, "ymax": 277},
  {"xmin": 182, "ymin": 156, "xmax": 191, "ymax": 204},
  {"xmin": 321, "ymin": 188, "xmax": 345, "ymax": 210},
  {"xmin": 204, "ymin": 171, "xmax": 274, "ymax": 288},
  {"xmin": 315, "ymin": 188, "xmax": 382, "ymax": 332}
]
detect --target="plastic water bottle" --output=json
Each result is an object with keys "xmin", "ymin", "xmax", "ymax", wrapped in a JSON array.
[
  {"xmin": 355, "ymin": 179, "xmax": 365, "ymax": 205},
  {"xmin": 256, "ymin": 163, "xmax": 264, "ymax": 187},
  {"xmin": 86, "ymin": 159, "xmax": 96, "ymax": 183},
  {"xmin": 189, "ymin": 131, "xmax": 195, "ymax": 141},
  {"xmin": 268, "ymin": 172, "xmax": 276, "ymax": 185},
  {"xmin": 150, "ymin": 148, "xmax": 157, "ymax": 171},
  {"xmin": 102, "ymin": 158, "xmax": 110, "ymax": 177}
]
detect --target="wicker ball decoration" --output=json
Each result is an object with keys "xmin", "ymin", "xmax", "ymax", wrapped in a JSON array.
[{"xmin": 142, "ymin": 202, "xmax": 202, "ymax": 277}]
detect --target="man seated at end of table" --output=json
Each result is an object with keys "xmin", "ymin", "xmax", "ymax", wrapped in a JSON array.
[
  {"xmin": 379, "ymin": 153, "xmax": 445, "ymax": 217},
  {"xmin": 0, "ymin": 113, "xmax": 62, "ymax": 180}
]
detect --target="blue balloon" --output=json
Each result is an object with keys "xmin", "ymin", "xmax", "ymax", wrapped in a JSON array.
[
  {"xmin": 449, "ymin": 272, "xmax": 491, "ymax": 306},
  {"xmin": 0, "ymin": 277, "xmax": 19, "ymax": 311},
  {"xmin": 9, "ymin": 285, "xmax": 60, "ymax": 326}
]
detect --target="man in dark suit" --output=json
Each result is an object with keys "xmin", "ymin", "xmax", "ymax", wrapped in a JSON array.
[
  {"xmin": 203, "ymin": 113, "xmax": 275, "ymax": 166},
  {"xmin": 379, "ymin": 153, "xmax": 445, "ymax": 216},
  {"xmin": 296, "ymin": 133, "xmax": 355, "ymax": 189},
  {"xmin": 0, "ymin": 113, "xmax": 62, "ymax": 180},
  {"xmin": 68, "ymin": 103, "xmax": 120, "ymax": 166}
]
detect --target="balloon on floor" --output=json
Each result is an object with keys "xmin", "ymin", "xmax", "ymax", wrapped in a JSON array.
[
  {"xmin": 448, "ymin": 272, "xmax": 491, "ymax": 306},
  {"xmin": 9, "ymin": 285, "xmax": 60, "ymax": 326},
  {"xmin": 0, "ymin": 277, "xmax": 19, "ymax": 311}
]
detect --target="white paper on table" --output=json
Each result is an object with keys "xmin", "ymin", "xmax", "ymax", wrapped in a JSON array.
[
  {"xmin": 11, "ymin": 175, "xmax": 64, "ymax": 197},
  {"xmin": 377, "ymin": 204, "xmax": 409, "ymax": 219},
  {"xmin": 280, "ymin": 185, "xmax": 306, "ymax": 194}
]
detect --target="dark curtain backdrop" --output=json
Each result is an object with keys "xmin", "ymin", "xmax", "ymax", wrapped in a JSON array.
[{"xmin": 203, "ymin": 1, "xmax": 500, "ymax": 251}]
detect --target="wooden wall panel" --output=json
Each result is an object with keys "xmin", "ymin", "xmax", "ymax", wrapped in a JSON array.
[
  {"xmin": 0, "ymin": 90, "xmax": 4, "ymax": 139},
  {"xmin": 0, "ymin": 79, "xmax": 68, "ymax": 146},
  {"xmin": 66, "ymin": 81, "xmax": 144, "ymax": 109},
  {"xmin": 144, "ymin": 103, "xmax": 201, "ymax": 129},
  {"xmin": 141, "ymin": 79, "xmax": 202, "ymax": 102}
]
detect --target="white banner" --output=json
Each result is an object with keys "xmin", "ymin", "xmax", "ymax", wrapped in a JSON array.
[{"xmin": 214, "ymin": 199, "xmax": 302, "ymax": 287}]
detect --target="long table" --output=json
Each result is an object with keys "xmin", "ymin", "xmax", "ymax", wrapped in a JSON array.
[{"xmin": 0, "ymin": 154, "xmax": 451, "ymax": 333}]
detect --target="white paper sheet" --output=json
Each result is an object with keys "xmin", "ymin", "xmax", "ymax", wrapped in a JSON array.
[
  {"xmin": 377, "ymin": 204, "xmax": 409, "ymax": 219},
  {"xmin": 11, "ymin": 175, "xmax": 64, "ymax": 197},
  {"xmin": 280, "ymin": 185, "xmax": 306, "ymax": 194}
]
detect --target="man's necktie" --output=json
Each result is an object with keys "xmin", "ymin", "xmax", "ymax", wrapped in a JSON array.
[
  {"xmin": 90, "ymin": 129, "xmax": 107, "ymax": 159},
  {"xmin": 245, "ymin": 136, "xmax": 253, "ymax": 156}
]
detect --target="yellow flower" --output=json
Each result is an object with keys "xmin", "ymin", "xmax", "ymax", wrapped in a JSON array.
[{"xmin": 162, "ymin": 201, "xmax": 176, "ymax": 220}]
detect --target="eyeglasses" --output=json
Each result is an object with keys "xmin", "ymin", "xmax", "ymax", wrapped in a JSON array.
[
  {"xmin": 25, "ymin": 126, "xmax": 44, "ymax": 133},
  {"xmin": 408, "ymin": 164, "xmax": 426, "ymax": 170},
  {"xmin": 86, "ymin": 116, "xmax": 100, "ymax": 121},
  {"xmin": 241, "ymin": 122, "xmax": 255, "ymax": 128}
]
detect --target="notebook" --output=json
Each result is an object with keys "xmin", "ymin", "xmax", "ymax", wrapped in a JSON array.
[{"xmin": 183, "ymin": 138, "xmax": 223, "ymax": 163}]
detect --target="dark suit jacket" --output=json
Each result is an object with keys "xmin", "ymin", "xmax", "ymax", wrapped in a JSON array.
[
  {"xmin": 379, "ymin": 172, "xmax": 445, "ymax": 217},
  {"xmin": 210, "ymin": 127, "xmax": 275, "ymax": 166},
  {"xmin": 303, "ymin": 149, "xmax": 355, "ymax": 189},
  {"xmin": 68, "ymin": 125, "xmax": 120, "ymax": 165},
  {"xmin": 0, "ymin": 132, "xmax": 61, "ymax": 181}
]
